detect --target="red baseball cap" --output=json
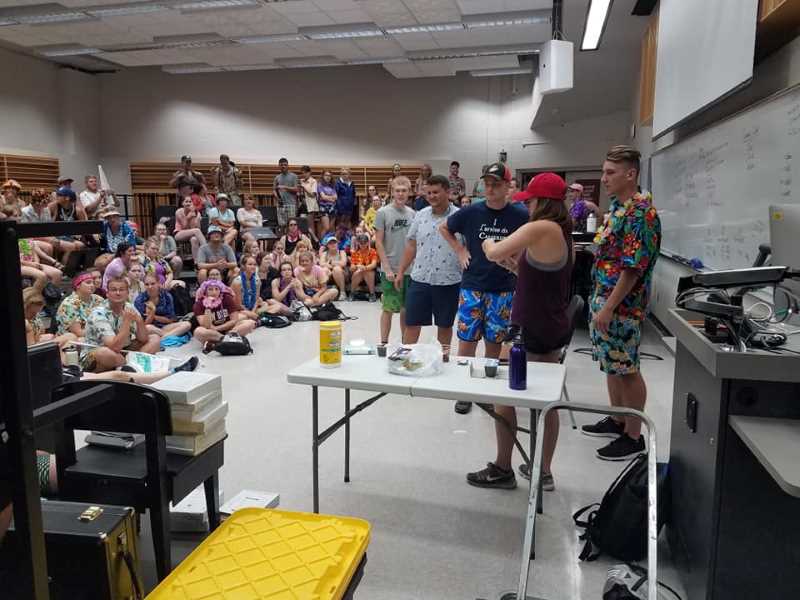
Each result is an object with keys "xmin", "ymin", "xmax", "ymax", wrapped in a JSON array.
[
  {"xmin": 513, "ymin": 172, "xmax": 566, "ymax": 202},
  {"xmin": 481, "ymin": 162, "xmax": 512, "ymax": 183}
]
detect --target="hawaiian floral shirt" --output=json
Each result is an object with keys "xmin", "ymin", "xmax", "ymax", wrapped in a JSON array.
[
  {"xmin": 84, "ymin": 301, "xmax": 139, "ymax": 346},
  {"xmin": 55, "ymin": 292, "xmax": 104, "ymax": 335},
  {"xmin": 591, "ymin": 191, "xmax": 661, "ymax": 321}
]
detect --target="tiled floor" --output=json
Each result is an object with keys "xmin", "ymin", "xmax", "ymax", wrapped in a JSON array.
[{"xmin": 140, "ymin": 301, "xmax": 684, "ymax": 599}]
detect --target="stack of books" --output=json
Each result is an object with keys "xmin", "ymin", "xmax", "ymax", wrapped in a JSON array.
[{"xmin": 152, "ymin": 372, "xmax": 227, "ymax": 456}]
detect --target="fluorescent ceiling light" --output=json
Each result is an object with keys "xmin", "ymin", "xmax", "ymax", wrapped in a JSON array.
[
  {"xmin": 284, "ymin": 60, "xmax": 342, "ymax": 68},
  {"xmin": 348, "ymin": 57, "xmax": 409, "ymax": 65},
  {"xmin": 234, "ymin": 34, "xmax": 307, "ymax": 44},
  {"xmin": 226, "ymin": 64, "xmax": 282, "ymax": 71},
  {"xmin": 470, "ymin": 67, "xmax": 532, "ymax": 77},
  {"xmin": 87, "ymin": 3, "xmax": 170, "ymax": 17},
  {"xmin": 163, "ymin": 63, "xmax": 226, "ymax": 73},
  {"xmin": 16, "ymin": 11, "xmax": 94, "ymax": 25},
  {"xmin": 581, "ymin": 0, "xmax": 613, "ymax": 51},
  {"xmin": 0, "ymin": 18, "xmax": 18, "ymax": 26},
  {"xmin": 410, "ymin": 45, "xmax": 540, "ymax": 61},
  {"xmin": 39, "ymin": 46, "xmax": 101, "ymax": 57},
  {"xmin": 385, "ymin": 23, "xmax": 463, "ymax": 34},
  {"xmin": 464, "ymin": 10, "xmax": 550, "ymax": 29},
  {"xmin": 302, "ymin": 23, "xmax": 384, "ymax": 40},
  {"xmin": 173, "ymin": 0, "xmax": 261, "ymax": 11}
]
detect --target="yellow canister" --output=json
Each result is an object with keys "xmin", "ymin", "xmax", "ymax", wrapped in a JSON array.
[{"xmin": 319, "ymin": 320, "xmax": 342, "ymax": 368}]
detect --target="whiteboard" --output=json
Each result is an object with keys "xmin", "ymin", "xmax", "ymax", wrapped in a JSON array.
[
  {"xmin": 652, "ymin": 84, "xmax": 800, "ymax": 270},
  {"xmin": 653, "ymin": 0, "xmax": 758, "ymax": 137}
]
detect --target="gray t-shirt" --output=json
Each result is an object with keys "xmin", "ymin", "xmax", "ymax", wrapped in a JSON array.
[
  {"xmin": 408, "ymin": 204, "xmax": 462, "ymax": 286},
  {"xmin": 159, "ymin": 235, "xmax": 177, "ymax": 256},
  {"xmin": 274, "ymin": 172, "xmax": 299, "ymax": 207},
  {"xmin": 375, "ymin": 203, "xmax": 415, "ymax": 272},
  {"xmin": 197, "ymin": 242, "xmax": 235, "ymax": 265}
]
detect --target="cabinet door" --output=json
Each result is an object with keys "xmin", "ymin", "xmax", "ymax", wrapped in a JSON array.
[{"xmin": 668, "ymin": 343, "xmax": 726, "ymax": 600}]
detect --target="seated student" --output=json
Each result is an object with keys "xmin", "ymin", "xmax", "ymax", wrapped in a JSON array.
[
  {"xmin": 97, "ymin": 210, "xmax": 136, "ymax": 271},
  {"xmin": 290, "ymin": 238, "xmax": 312, "ymax": 270},
  {"xmin": 174, "ymin": 195, "xmax": 206, "ymax": 261},
  {"xmin": 236, "ymin": 194, "xmax": 263, "ymax": 242},
  {"xmin": 134, "ymin": 272, "xmax": 192, "ymax": 338},
  {"xmin": 207, "ymin": 194, "xmax": 237, "ymax": 248},
  {"xmin": 19, "ymin": 237, "xmax": 62, "ymax": 285},
  {"xmin": 228, "ymin": 238, "xmax": 261, "ymax": 282},
  {"xmin": 196, "ymin": 226, "xmax": 237, "ymax": 283},
  {"xmin": 267, "ymin": 239, "xmax": 288, "ymax": 270},
  {"xmin": 56, "ymin": 271, "xmax": 105, "ymax": 337},
  {"xmin": 348, "ymin": 232, "xmax": 378, "ymax": 301},
  {"xmin": 207, "ymin": 267, "xmax": 223, "ymax": 281},
  {"xmin": 467, "ymin": 173, "xmax": 573, "ymax": 491},
  {"xmin": 192, "ymin": 279, "xmax": 256, "ymax": 353},
  {"xmin": 47, "ymin": 186, "xmax": 86, "ymax": 269},
  {"xmin": 272, "ymin": 260, "xmax": 307, "ymax": 308},
  {"xmin": 257, "ymin": 253, "xmax": 279, "ymax": 299},
  {"xmin": 91, "ymin": 269, "xmax": 105, "ymax": 298},
  {"xmin": 294, "ymin": 251, "xmax": 338, "ymax": 307},
  {"xmin": 141, "ymin": 237, "xmax": 186, "ymax": 291},
  {"xmin": 82, "ymin": 276, "xmax": 161, "ymax": 373},
  {"xmin": 127, "ymin": 262, "xmax": 146, "ymax": 303},
  {"xmin": 318, "ymin": 235, "xmax": 348, "ymax": 299},
  {"xmin": 101, "ymin": 242, "xmax": 136, "ymax": 291},
  {"xmin": 23, "ymin": 286, "xmax": 77, "ymax": 350},
  {"xmin": 155, "ymin": 222, "xmax": 182, "ymax": 275},
  {"xmin": 20, "ymin": 188, "xmax": 59, "ymax": 259},
  {"xmin": 279, "ymin": 218, "xmax": 312, "ymax": 258},
  {"xmin": 231, "ymin": 255, "xmax": 292, "ymax": 318}
]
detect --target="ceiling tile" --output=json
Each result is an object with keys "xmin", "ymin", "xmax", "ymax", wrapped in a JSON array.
[
  {"xmin": 432, "ymin": 24, "xmax": 549, "ymax": 48},
  {"xmin": 403, "ymin": 0, "xmax": 461, "ymax": 24},
  {"xmin": 271, "ymin": 0, "xmax": 320, "ymax": 15},
  {"xmin": 382, "ymin": 61, "xmax": 423, "ymax": 79},
  {"xmin": 450, "ymin": 54, "xmax": 520, "ymax": 70},
  {"xmin": 393, "ymin": 32, "xmax": 440, "ymax": 52},
  {"xmin": 284, "ymin": 11, "xmax": 335, "ymax": 27},
  {"xmin": 457, "ymin": 0, "xmax": 552, "ymax": 14},
  {"xmin": 312, "ymin": 0, "xmax": 364, "ymax": 10},
  {"xmin": 353, "ymin": 37, "xmax": 403, "ymax": 57},
  {"xmin": 324, "ymin": 8, "xmax": 373, "ymax": 24}
]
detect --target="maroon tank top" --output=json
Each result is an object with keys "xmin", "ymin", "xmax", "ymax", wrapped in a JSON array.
[{"xmin": 511, "ymin": 229, "xmax": 573, "ymax": 349}]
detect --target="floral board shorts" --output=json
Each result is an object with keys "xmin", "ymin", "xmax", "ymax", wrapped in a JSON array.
[
  {"xmin": 589, "ymin": 315, "xmax": 642, "ymax": 375},
  {"xmin": 456, "ymin": 289, "xmax": 513, "ymax": 344}
]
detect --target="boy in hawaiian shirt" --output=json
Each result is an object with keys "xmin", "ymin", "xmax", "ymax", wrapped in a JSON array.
[{"xmin": 582, "ymin": 146, "xmax": 661, "ymax": 461}]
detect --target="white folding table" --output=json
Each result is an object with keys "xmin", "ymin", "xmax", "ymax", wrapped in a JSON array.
[{"xmin": 286, "ymin": 354, "xmax": 566, "ymax": 514}]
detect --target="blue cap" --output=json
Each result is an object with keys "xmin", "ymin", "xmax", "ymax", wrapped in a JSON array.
[
  {"xmin": 56, "ymin": 186, "xmax": 76, "ymax": 200},
  {"xmin": 322, "ymin": 234, "xmax": 338, "ymax": 245}
]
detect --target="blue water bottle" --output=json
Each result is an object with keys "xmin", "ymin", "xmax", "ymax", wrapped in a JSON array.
[{"xmin": 509, "ymin": 329, "xmax": 527, "ymax": 391}]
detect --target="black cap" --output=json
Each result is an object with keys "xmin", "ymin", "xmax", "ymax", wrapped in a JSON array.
[{"xmin": 481, "ymin": 162, "xmax": 512, "ymax": 182}]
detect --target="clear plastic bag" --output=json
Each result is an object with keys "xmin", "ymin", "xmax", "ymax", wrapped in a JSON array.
[{"xmin": 387, "ymin": 344, "xmax": 442, "ymax": 377}]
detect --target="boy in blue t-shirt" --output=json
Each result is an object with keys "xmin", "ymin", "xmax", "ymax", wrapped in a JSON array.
[{"xmin": 439, "ymin": 162, "xmax": 528, "ymax": 415}]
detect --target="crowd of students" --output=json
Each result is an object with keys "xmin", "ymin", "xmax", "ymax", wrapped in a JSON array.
[{"xmin": 3, "ymin": 144, "xmax": 661, "ymax": 498}]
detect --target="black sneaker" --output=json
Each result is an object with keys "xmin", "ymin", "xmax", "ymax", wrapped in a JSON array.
[
  {"xmin": 171, "ymin": 356, "xmax": 199, "ymax": 373},
  {"xmin": 518, "ymin": 464, "xmax": 555, "ymax": 491},
  {"xmin": 455, "ymin": 401, "xmax": 472, "ymax": 414},
  {"xmin": 596, "ymin": 435, "xmax": 646, "ymax": 461},
  {"xmin": 466, "ymin": 462, "xmax": 517, "ymax": 490},
  {"xmin": 581, "ymin": 416, "xmax": 625, "ymax": 438},
  {"xmin": 202, "ymin": 341, "xmax": 216, "ymax": 355}
]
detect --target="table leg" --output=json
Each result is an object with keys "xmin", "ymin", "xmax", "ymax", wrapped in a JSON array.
[
  {"xmin": 312, "ymin": 385, "xmax": 319, "ymax": 514},
  {"xmin": 344, "ymin": 388, "xmax": 351, "ymax": 483},
  {"xmin": 530, "ymin": 409, "xmax": 543, "ymax": 516}
]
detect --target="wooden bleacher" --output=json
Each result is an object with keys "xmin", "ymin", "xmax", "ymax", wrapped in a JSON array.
[{"xmin": 1, "ymin": 153, "xmax": 59, "ymax": 190}]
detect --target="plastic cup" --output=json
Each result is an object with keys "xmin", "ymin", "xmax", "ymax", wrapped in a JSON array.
[{"xmin": 376, "ymin": 343, "xmax": 387, "ymax": 357}]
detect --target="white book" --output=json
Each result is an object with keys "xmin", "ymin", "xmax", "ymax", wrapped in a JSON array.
[
  {"xmin": 152, "ymin": 372, "xmax": 222, "ymax": 405},
  {"xmin": 220, "ymin": 490, "xmax": 280, "ymax": 517},
  {"xmin": 166, "ymin": 419, "xmax": 226, "ymax": 456},
  {"xmin": 169, "ymin": 390, "xmax": 223, "ymax": 421},
  {"xmin": 172, "ymin": 402, "xmax": 228, "ymax": 435}
]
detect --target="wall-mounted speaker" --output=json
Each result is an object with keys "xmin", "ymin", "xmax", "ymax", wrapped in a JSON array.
[{"xmin": 538, "ymin": 39, "xmax": 573, "ymax": 95}]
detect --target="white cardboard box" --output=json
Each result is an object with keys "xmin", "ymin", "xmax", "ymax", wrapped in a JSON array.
[
  {"xmin": 220, "ymin": 490, "xmax": 280, "ymax": 517},
  {"xmin": 170, "ymin": 485, "xmax": 225, "ymax": 533}
]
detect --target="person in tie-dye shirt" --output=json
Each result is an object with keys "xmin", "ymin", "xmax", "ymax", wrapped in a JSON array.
[{"xmin": 582, "ymin": 145, "xmax": 661, "ymax": 462}]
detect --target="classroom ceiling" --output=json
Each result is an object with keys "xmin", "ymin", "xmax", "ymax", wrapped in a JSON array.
[{"xmin": 0, "ymin": 0, "xmax": 553, "ymax": 77}]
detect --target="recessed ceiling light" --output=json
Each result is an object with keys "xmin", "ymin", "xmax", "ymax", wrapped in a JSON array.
[
  {"xmin": 581, "ymin": 0, "xmax": 613, "ymax": 51},
  {"xmin": 173, "ymin": 0, "xmax": 261, "ymax": 10},
  {"xmin": 163, "ymin": 63, "xmax": 226, "ymax": 73},
  {"xmin": 15, "ymin": 11, "xmax": 94, "ymax": 25},
  {"xmin": 470, "ymin": 67, "xmax": 532, "ymax": 77},
  {"xmin": 463, "ymin": 10, "xmax": 550, "ymax": 29},
  {"xmin": 348, "ymin": 57, "xmax": 409, "ymax": 65},
  {"xmin": 301, "ymin": 23, "xmax": 384, "ymax": 40},
  {"xmin": 234, "ymin": 34, "xmax": 307, "ymax": 44},
  {"xmin": 39, "ymin": 46, "xmax": 102, "ymax": 57},
  {"xmin": 385, "ymin": 23, "xmax": 463, "ymax": 34},
  {"xmin": 87, "ymin": 3, "xmax": 170, "ymax": 18}
]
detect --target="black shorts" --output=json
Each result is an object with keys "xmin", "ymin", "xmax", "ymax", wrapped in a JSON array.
[
  {"xmin": 405, "ymin": 280, "xmax": 460, "ymax": 327},
  {"xmin": 521, "ymin": 328, "xmax": 569, "ymax": 356},
  {"xmin": 0, "ymin": 433, "xmax": 11, "ymax": 510}
]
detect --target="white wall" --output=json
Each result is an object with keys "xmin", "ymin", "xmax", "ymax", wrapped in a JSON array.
[
  {"xmin": 97, "ymin": 67, "xmax": 630, "ymax": 193},
  {"xmin": 633, "ymin": 34, "xmax": 800, "ymax": 327},
  {"xmin": 0, "ymin": 47, "xmax": 100, "ymax": 180}
]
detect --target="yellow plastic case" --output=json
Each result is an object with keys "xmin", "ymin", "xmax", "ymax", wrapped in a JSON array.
[{"xmin": 147, "ymin": 508, "xmax": 371, "ymax": 600}]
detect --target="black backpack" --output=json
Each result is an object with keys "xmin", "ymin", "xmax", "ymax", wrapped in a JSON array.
[
  {"xmin": 573, "ymin": 454, "xmax": 670, "ymax": 562},
  {"xmin": 170, "ymin": 285, "xmax": 192, "ymax": 317},
  {"xmin": 258, "ymin": 314, "xmax": 291, "ymax": 328},
  {"xmin": 311, "ymin": 302, "xmax": 355, "ymax": 322},
  {"xmin": 214, "ymin": 333, "xmax": 253, "ymax": 356}
]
